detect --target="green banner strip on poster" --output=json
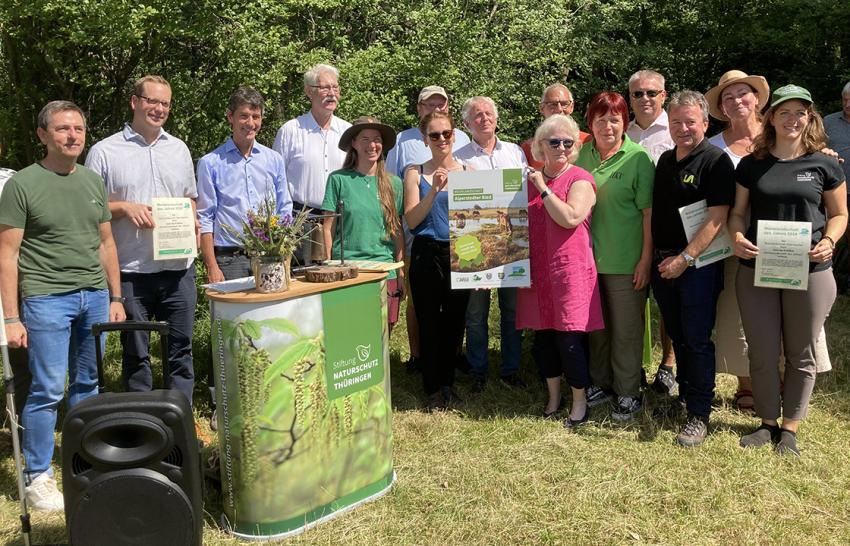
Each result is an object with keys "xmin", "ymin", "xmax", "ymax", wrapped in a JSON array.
[
  {"xmin": 322, "ymin": 282, "xmax": 384, "ymax": 400},
  {"xmin": 231, "ymin": 472, "xmax": 395, "ymax": 536}
]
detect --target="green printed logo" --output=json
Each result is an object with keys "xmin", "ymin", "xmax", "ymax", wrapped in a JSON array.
[
  {"xmin": 503, "ymin": 168, "xmax": 523, "ymax": 191},
  {"xmin": 456, "ymin": 234, "xmax": 485, "ymax": 268}
]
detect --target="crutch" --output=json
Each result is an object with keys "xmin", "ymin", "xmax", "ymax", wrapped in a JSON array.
[{"xmin": 0, "ymin": 291, "xmax": 32, "ymax": 546}]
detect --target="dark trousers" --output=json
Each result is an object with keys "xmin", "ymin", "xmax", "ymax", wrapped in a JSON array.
[
  {"xmin": 533, "ymin": 330, "xmax": 590, "ymax": 389},
  {"xmin": 120, "ymin": 267, "xmax": 197, "ymax": 405},
  {"xmin": 650, "ymin": 259, "xmax": 723, "ymax": 418},
  {"xmin": 409, "ymin": 237, "xmax": 470, "ymax": 395}
]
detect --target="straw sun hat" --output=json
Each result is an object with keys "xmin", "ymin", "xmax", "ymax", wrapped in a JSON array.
[{"xmin": 705, "ymin": 70, "xmax": 770, "ymax": 121}]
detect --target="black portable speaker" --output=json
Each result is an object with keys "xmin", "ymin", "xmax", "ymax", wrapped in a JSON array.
[{"xmin": 61, "ymin": 321, "xmax": 202, "ymax": 546}]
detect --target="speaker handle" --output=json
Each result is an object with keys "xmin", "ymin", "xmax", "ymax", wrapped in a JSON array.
[{"xmin": 93, "ymin": 321, "xmax": 171, "ymax": 392}]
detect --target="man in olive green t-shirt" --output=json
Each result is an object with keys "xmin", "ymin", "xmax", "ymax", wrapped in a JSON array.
[{"xmin": 0, "ymin": 100, "xmax": 125, "ymax": 512}]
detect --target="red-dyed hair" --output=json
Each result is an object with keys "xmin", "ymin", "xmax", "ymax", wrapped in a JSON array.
[{"xmin": 584, "ymin": 91, "xmax": 629, "ymax": 129}]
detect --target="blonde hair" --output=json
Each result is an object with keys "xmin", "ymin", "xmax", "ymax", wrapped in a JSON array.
[
  {"xmin": 752, "ymin": 101, "xmax": 826, "ymax": 159},
  {"xmin": 531, "ymin": 114, "xmax": 582, "ymax": 163},
  {"xmin": 133, "ymin": 75, "xmax": 170, "ymax": 97}
]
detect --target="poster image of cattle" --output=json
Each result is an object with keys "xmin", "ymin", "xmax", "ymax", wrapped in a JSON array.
[{"xmin": 448, "ymin": 168, "xmax": 530, "ymax": 289}]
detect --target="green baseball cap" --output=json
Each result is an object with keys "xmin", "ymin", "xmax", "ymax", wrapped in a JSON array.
[{"xmin": 770, "ymin": 84, "xmax": 813, "ymax": 108}]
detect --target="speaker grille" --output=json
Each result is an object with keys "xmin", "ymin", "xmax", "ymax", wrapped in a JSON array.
[
  {"xmin": 163, "ymin": 445, "xmax": 183, "ymax": 467},
  {"xmin": 71, "ymin": 453, "xmax": 93, "ymax": 475}
]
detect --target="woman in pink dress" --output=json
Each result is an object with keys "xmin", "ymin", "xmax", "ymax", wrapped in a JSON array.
[{"xmin": 519, "ymin": 114, "xmax": 604, "ymax": 428}]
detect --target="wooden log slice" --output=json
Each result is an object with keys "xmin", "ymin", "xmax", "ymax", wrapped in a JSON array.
[{"xmin": 304, "ymin": 265, "xmax": 359, "ymax": 283}]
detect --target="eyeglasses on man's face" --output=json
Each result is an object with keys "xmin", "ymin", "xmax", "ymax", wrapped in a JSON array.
[
  {"xmin": 135, "ymin": 94, "xmax": 172, "ymax": 109},
  {"xmin": 631, "ymin": 90, "xmax": 662, "ymax": 99}
]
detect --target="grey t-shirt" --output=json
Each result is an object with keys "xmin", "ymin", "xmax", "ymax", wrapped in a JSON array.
[{"xmin": 824, "ymin": 111, "xmax": 850, "ymax": 183}]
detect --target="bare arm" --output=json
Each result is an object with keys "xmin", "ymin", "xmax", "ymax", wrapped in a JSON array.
[
  {"xmin": 403, "ymin": 166, "xmax": 441, "ymax": 230},
  {"xmin": 322, "ymin": 212, "xmax": 336, "ymax": 261},
  {"xmin": 728, "ymin": 183, "xmax": 758, "ymax": 259},
  {"xmin": 98, "ymin": 221, "xmax": 126, "ymax": 322},
  {"xmin": 0, "ymin": 226, "xmax": 26, "ymax": 348},
  {"xmin": 527, "ymin": 170, "xmax": 595, "ymax": 229},
  {"xmin": 810, "ymin": 183, "xmax": 848, "ymax": 262},
  {"xmin": 200, "ymin": 233, "xmax": 224, "ymax": 283}
]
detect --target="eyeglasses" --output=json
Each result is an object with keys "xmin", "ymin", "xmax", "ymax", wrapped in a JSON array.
[
  {"xmin": 543, "ymin": 100, "xmax": 573, "ymax": 108},
  {"xmin": 547, "ymin": 138, "xmax": 574, "ymax": 149},
  {"xmin": 310, "ymin": 85, "xmax": 341, "ymax": 93},
  {"xmin": 428, "ymin": 130, "xmax": 453, "ymax": 141},
  {"xmin": 631, "ymin": 90, "xmax": 662, "ymax": 99},
  {"xmin": 135, "ymin": 94, "xmax": 172, "ymax": 109}
]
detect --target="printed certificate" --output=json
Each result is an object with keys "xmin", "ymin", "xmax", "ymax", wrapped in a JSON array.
[
  {"xmin": 678, "ymin": 199, "xmax": 732, "ymax": 268},
  {"xmin": 448, "ymin": 168, "xmax": 530, "ymax": 289},
  {"xmin": 754, "ymin": 220, "xmax": 811, "ymax": 290},
  {"xmin": 152, "ymin": 197, "xmax": 197, "ymax": 260}
]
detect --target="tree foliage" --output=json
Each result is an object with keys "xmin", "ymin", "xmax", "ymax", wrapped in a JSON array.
[{"xmin": 1, "ymin": 0, "xmax": 847, "ymax": 168}]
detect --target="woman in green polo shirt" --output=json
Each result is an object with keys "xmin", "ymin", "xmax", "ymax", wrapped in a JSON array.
[
  {"xmin": 322, "ymin": 116, "xmax": 404, "ymax": 330},
  {"xmin": 575, "ymin": 91, "xmax": 655, "ymax": 421}
]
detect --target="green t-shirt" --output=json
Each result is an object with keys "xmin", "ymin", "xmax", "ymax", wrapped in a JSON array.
[
  {"xmin": 321, "ymin": 169, "xmax": 403, "ymax": 278},
  {"xmin": 576, "ymin": 135, "xmax": 655, "ymax": 274},
  {"xmin": 0, "ymin": 163, "xmax": 111, "ymax": 297}
]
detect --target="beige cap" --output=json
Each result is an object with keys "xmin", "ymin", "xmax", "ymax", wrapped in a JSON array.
[{"xmin": 418, "ymin": 85, "xmax": 448, "ymax": 103}]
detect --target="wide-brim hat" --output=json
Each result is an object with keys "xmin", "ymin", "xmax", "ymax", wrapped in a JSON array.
[
  {"xmin": 705, "ymin": 70, "xmax": 770, "ymax": 121},
  {"xmin": 338, "ymin": 116, "xmax": 397, "ymax": 152}
]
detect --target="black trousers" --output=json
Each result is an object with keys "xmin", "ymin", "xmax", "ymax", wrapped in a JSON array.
[{"xmin": 409, "ymin": 236, "xmax": 470, "ymax": 395}]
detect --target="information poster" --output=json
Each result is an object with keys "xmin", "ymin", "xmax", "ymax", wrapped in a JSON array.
[
  {"xmin": 754, "ymin": 220, "xmax": 811, "ymax": 290},
  {"xmin": 448, "ymin": 168, "xmax": 530, "ymax": 289},
  {"xmin": 678, "ymin": 199, "xmax": 732, "ymax": 268},
  {"xmin": 152, "ymin": 197, "xmax": 197, "ymax": 260}
]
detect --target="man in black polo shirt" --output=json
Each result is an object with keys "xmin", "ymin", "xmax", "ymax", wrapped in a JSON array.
[{"xmin": 651, "ymin": 90, "xmax": 735, "ymax": 447}]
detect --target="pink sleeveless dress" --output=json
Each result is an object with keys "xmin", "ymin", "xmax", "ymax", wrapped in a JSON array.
[{"xmin": 516, "ymin": 166, "xmax": 604, "ymax": 332}]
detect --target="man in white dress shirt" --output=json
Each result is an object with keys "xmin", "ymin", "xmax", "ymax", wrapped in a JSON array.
[
  {"xmin": 455, "ymin": 96, "xmax": 528, "ymax": 392},
  {"xmin": 273, "ymin": 63, "xmax": 351, "ymax": 264}
]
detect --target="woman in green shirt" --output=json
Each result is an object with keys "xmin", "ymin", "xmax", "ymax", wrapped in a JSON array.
[
  {"xmin": 575, "ymin": 92, "xmax": 655, "ymax": 421},
  {"xmin": 322, "ymin": 116, "xmax": 404, "ymax": 330}
]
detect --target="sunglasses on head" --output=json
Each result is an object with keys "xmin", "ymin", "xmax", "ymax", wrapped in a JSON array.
[
  {"xmin": 631, "ymin": 90, "xmax": 662, "ymax": 99},
  {"xmin": 428, "ymin": 130, "xmax": 453, "ymax": 141},
  {"xmin": 547, "ymin": 138, "xmax": 574, "ymax": 149}
]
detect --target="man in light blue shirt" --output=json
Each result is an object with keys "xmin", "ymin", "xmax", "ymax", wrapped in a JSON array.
[
  {"xmin": 197, "ymin": 86, "xmax": 293, "ymax": 282},
  {"xmin": 385, "ymin": 85, "xmax": 470, "ymax": 374}
]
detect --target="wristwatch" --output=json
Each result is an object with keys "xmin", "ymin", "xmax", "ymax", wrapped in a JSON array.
[
  {"xmin": 680, "ymin": 252, "xmax": 696, "ymax": 268},
  {"xmin": 110, "ymin": 295, "xmax": 127, "ymax": 304},
  {"xmin": 540, "ymin": 189, "xmax": 552, "ymax": 200}
]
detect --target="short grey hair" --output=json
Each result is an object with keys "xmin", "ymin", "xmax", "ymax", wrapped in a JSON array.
[
  {"xmin": 628, "ymin": 70, "xmax": 665, "ymax": 90},
  {"xmin": 540, "ymin": 83, "xmax": 573, "ymax": 104},
  {"xmin": 227, "ymin": 86, "xmax": 264, "ymax": 115},
  {"xmin": 461, "ymin": 96, "xmax": 499, "ymax": 123},
  {"xmin": 303, "ymin": 64, "xmax": 340, "ymax": 87},
  {"xmin": 667, "ymin": 90, "xmax": 709, "ymax": 121},
  {"xmin": 531, "ymin": 114, "xmax": 582, "ymax": 163},
  {"xmin": 37, "ymin": 100, "xmax": 86, "ymax": 130},
  {"xmin": 842, "ymin": 81, "xmax": 850, "ymax": 95}
]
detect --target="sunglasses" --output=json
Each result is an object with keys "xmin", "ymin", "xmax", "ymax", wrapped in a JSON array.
[
  {"xmin": 428, "ymin": 130, "xmax": 453, "ymax": 141},
  {"xmin": 631, "ymin": 90, "xmax": 662, "ymax": 99},
  {"xmin": 547, "ymin": 138, "xmax": 574, "ymax": 149}
]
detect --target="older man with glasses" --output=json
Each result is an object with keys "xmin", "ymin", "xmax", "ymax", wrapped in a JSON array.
[
  {"xmin": 273, "ymin": 63, "xmax": 351, "ymax": 265},
  {"xmin": 521, "ymin": 83, "xmax": 591, "ymax": 169}
]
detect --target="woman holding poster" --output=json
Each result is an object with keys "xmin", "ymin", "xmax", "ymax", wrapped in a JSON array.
[
  {"xmin": 575, "ymin": 92, "xmax": 655, "ymax": 421},
  {"xmin": 518, "ymin": 114, "xmax": 604, "ymax": 427},
  {"xmin": 322, "ymin": 116, "xmax": 404, "ymax": 330},
  {"xmin": 729, "ymin": 85, "xmax": 847, "ymax": 455},
  {"xmin": 403, "ymin": 111, "xmax": 470, "ymax": 411}
]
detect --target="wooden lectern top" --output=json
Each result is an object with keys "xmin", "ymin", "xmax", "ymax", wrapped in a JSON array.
[{"xmin": 205, "ymin": 271, "xmax": 388, "ymax": 304}]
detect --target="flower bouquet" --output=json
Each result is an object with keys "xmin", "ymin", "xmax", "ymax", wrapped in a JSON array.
[{"xmin": 225, "ymin": 195, "xmax": 314, "ymax": 293}]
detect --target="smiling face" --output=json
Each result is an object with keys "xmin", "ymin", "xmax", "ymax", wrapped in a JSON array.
[
  {"xmin": 770, "ymin": 99, "xmax": 810, "ymax": 142},
  {"xmin": 629, "ymin": 76, "xmax": 666, "ymax": 122},
  {"xmin": 464, "ymin": 100, "xmax": 497, "ymax": 141},
  {"xmin": 131, "ymin": 81, "xmax": 171, "ymax": 132},
  {"xmin": 668, "ymin": 104, "xmax": 708, "ymax": 152},
  {"xmin": 227, "ymin": 103, "xmax": 262, "ymax": 148},
  {"xmin": 351, "ymin": 128, "xmax": 383, "ymax": 164},
  {"xmin": 424, "ymin": 117, "xmax": 455, "ymax": 155},
  {"xmin": 37, "ymin": 109, "xmax": 86, "ymax": 163},
  {"xmin": 591, "ymin": 110, "xmax": 624, "ymax": 151},
  {"xmin": 540, "ymin": 87, "xmax": 574, "ymax": 118},
  {"xmin": 720, "ymin": 83, "xmax": 759, "ymax": 122},
  {"xmin": 305, "ymin": 71, "xmax": 340, "ymax": 115}
]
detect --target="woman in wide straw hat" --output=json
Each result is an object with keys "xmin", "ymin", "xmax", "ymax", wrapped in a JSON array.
[{"xmin": 322, "ymin": 116, "xmax": 404, "ymax": 329}]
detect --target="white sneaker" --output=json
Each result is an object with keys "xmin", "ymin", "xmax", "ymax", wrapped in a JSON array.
[{"xmin": 25, "ymin": 472, "xmax": 64, "ymax": 512}]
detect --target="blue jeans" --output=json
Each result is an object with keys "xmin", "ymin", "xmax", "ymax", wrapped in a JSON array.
[
  {"xmin": 21, "ymin": 288, "xmax": 108, "ymax": 480},
  {"xmin": 465, "ymin": 288, "xmax": 522, "ymax": 379},
  {"xmin": 650, "ymin": 259, "xmax": 723, "ymax": 418},
  {"xmin": 121, "ymin": 267, "xmax": 196, "ymax": 404}
]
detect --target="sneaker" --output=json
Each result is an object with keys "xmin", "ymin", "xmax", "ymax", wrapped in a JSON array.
[
  {"xmin": 585, "ymin": 384, "xmax": 614, "ymax": 408},
  {"xmin": 775, "ymin": 429, "xmax": 800, "ymax": 457},
  {"xmin": 740, "ymin": 424, "xmax": 780, "ymax": 448},
  {"xmin": 652, "ymin": 365, "xmax": 676, "ymax": 395},
  {"xmin": 612, "ymin": 395, "xmax": 642, "ymax": 421},
  {"xmin": 405, "ymin": 356, "xmax": 423, "ymax": 375},
  {"xmin": 500, "ymin": 374, "xmax": 527, "ymax": 389},
  {"xmin": 25, "ymin": 472, "xmax": 64, "ymax": 512},
  {"xmin": 676, "ymin": 415, "xmax": 708, "ymax": 448}
]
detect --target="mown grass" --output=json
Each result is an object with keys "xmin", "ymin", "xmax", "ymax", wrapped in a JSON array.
[{"xmin": 3, "ymin": 290, "xmax": 850, "ymax": 545}]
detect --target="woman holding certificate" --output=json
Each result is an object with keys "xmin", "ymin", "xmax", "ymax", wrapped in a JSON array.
[
  {"xmin": 575, "ymin": 92, "xmax": 655, "ymax": 422},
  {"xmin": 518, "ymin": 114, "xmax": 603, "ymax": 427},
  {"xmin": 729, "ymin": 85, "xmax": 847, "ymax": 456},
  {"xmin": 322, "ymin": 116, "xmax": 404, "ymax": 330},
  {"xmin": 403, "ymin": 111, "xmax": 470, "ymax": 411}
]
